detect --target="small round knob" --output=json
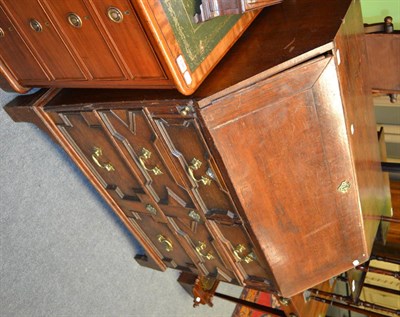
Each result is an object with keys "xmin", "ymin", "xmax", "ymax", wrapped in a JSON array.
[
  {"xmin": 67, "ymin": 13, "xmax": 82, "ymax": 28},
  {"xmin": 29, "ymin": 19, "xmax": 43, "ymax": 32},
  {"xmin": 0, "ymin": 28, "xmax": 4, "ymax": 37},
  {"xmin": 107, "ymin": 7, "xmax": 123, "ymax": 23}
]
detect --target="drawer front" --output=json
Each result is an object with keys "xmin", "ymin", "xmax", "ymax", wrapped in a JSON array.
[
  {"xmin": 213, "ymin": 222, "xmax": 277, "ymax": 292},
  {"xmin": 41, "ymin": 0, "xmax": 126, "ymax": 80},
  {"xmin": 126, "ymin": 213, "xmax": 196, "ymax": 270},
  {"xmin": 48, "ymin": 111, "xmax": 145, "ymax": 208},
  {"xmin": 153, "ymin": 116, "xmax": 238, "ymax": 217},
  {"xmin": 1, "ymin": 0, "xmax": 85, "ymax": 80},
  {"xmin": 0, "ymin": 7, "xmax": 48, "ymax": 81},
  {"xmin": 87, "ymin": 0, "xmax": 166, "ymax": 80},
  {"xmin": 98, "ymin": 109, "xmax": 192, "ymax": 206},
  {"xmin": 162, "ymin": 205, "xmax": 235, "ymax": 282}
]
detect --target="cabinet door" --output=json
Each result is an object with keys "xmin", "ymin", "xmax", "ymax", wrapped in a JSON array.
[
  {"xmin": 0, "ymin": 6, "xmax": 48, "ymax": 82},
  {"xmin": 1, "ymin": 0, "xmax": 85, "ymax": 81},
  {"xmin": 41, "ymin": 0, "xmax": 126, "ymax": 80},
  {"xmin": 87, "ymin": 0, "xmax": 166, "ymax": 80}
]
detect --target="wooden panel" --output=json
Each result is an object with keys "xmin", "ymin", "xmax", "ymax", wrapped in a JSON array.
[
  {"xmin": 87, "ymin": 0, "xmax": 166, "ymax": 80},
  {"xmin": 127, "ymin": 214, "xmax": 196, "ymax": 270},
  {"xmin": 98, "ymin": 109, "xmax": 192, "ymax": 205},
  {"xmin": 366, "ymin": 33, "xmax": 400, "ymax": 93},
  {"xmin": 0, "ymin": 0, "xmax": 85, "ymax": 80},
  {"xmin": 201, "ymin": 57, "xmax": 367, "ymax": 297},
  {"xmin": 0, "ymin": 6, "xmax": 48, "ymax": 81},
  {"xmin": 153, "ymin": 116, "xmax": 238, "ymax": 215},
  {"xmin": 334, "ymin": 0, "xmax": 392, "ymax": 254},
  {"xmin": 41, "ymin": 0, "xmax": 125, "ymax": 80}
]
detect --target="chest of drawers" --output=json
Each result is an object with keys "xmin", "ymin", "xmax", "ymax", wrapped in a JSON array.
[
  {"xmin": 4, "ymin": 0, "xmax": 392, "ymax": 309},
  {"xmin": 0, "ymin": 0, "xmax": 282, "ymax": 95}
]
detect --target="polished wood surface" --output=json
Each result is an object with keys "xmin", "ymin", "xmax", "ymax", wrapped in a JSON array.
[
  {"xmin": 366, "ymin": 33, "xmax": 400, "ymax": 94},
  {"xmin": 0, "ymin": 0, "xmax": 264, "ymax": 94}
]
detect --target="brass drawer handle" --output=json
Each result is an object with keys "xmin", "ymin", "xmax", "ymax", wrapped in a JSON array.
[
  {"xmin": 233, "ymin": 244, "xmax": 256, "ymax": 264},
  {"xmin": 29, "ymin": 19, "xmax": 43, "ymax": 32},
  {"xmin": 195, "ymin": 241, "xmax": 214, "ymax": 260},
  {"xmin": 157, "ymin": 234, "xmax": 173, "ymax": 252},
  {"xmin": 0, "ymin": 28, "xmax": 5, "ymax": 37},
  {"xmin": 91, "ymin": 146, "xmax": 115, "ymax": 172},
  {"xmin": 67, "ymin": 13, "xmax": 83, "ymax": 28},
  {"xmin": 139, "ymin": 148, "xmax": 163, "ymax": 176},
  {"xmin": 107, "ymin": 7, "xmax": 124, "ymax": 23},
  {"xmin": 188, "ymin": 158, "xmax": 211, "ymax": 186}
]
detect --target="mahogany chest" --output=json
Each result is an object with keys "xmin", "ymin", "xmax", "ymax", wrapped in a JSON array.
[
  {"xmin": 0, "ymin": 0, "xmax": 281, "ymax": 95},
  {"xmin": 3, "ymin": 0, "xmax": 391, "ymax": 309}
]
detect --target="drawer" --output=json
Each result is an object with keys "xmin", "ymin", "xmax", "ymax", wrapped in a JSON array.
[
  {"xmin": 126, "ymin": 212, "xmax": 196, "ymax": 271},
  {"xmin": 98, "ymin": 109, "xmax": 193, "ymax": 207},
  {"xmin": 212, "ymin": 222, "xmax": 277, "ymax": 292},
  {"xmin": 153, "ymin": 116, "xmax": 238, "ymax": 216},
  {"xmin": 162, "ymin": 204, "xmax": 235, "ymax": 282},
  {"xmin": 87, "ymin": 0, "xmax": 166, "ymax": 80},
  {"xmin": 0, "ymin": 7, "xmax": 48, "ymax": 82},
  {"xmin": 41, "ymin": 0, "xmax": 126, "ymax": 80},
  {"xmin": 47, "ymin": 111, "xmax": 146, "ymax": 210},
  {"xmin": 1, "ymin": 0, "xmax": 85, "ymax": 80}
]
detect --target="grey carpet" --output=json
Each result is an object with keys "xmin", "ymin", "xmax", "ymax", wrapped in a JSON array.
[{"xmin": 0, "ymin": 89, "xmax": 240, "ymax": 316}]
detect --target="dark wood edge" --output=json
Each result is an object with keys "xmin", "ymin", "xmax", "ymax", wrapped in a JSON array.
[{"xmin": 0, "ymin": 60, "xmax": 31, "ymax": 94}]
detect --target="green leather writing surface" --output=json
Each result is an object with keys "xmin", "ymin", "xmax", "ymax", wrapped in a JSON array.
[{"xmin": 161, "ymin": 0, "xmax": 241, "ymax": 72}]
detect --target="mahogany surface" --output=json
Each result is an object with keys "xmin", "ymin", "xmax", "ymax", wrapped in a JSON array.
[
  {"xmin": 3, "ymin": 0, "xmax": 392, "ymax": 311},
  {"xmin": 0, "ymin": 0, "xmax": 264, "ymax": 95}
]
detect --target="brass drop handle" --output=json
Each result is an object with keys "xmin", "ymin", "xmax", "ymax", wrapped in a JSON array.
[
  {"xmin": 67, "ymin": 13, "xmax": 83, "ymax": 28},
  {"xmin": 188, "ymin": 158, "xmax": 212, "ymax": 186},
  {"xmin": 195, "ymin": 241, "xmax": 214, "ymax": 260},
  {"xmin": 0, "ymin": 28, "xmax": 5, "ymax": 37},
  {"xmin": 139, "ymin": 148, "xmax": 163, "ymax": 175},
  {"xmin": 29, "ymin": 19, "xmax": 43, "ymax": 32},
  {"xmin": 157, "ymin": 234, "xmax": 173, "ymax": 252},
  {"xmin": 233, "ymin": 244, "xmax": 256, "ymax": 264},
  {"xmin": 91, "ymin": 146, "xmax": 115, "ymax": 172},
  {"xmin": 107, "ymin": 7, "xmax": 124, "ymax": 23}
]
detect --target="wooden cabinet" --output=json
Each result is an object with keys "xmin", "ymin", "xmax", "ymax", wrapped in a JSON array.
[
  {"xmin": 3, "ymin": 0, "xmax": 392, "ymax": 312},
  {"xmin": 0, "ymin": 0, "xmax": 283, "ymax": 95}
]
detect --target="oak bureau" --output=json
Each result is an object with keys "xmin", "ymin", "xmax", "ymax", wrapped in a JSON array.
[{"xmin": 3, "ymin": 0, "xmax": 392, "ymax": 314}]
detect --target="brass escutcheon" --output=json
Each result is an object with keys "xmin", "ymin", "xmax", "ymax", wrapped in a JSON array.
[
  {"xmin": 195, "ymin": 241, "xmax": 214, "ymax": 260},
  {"xmin": 91, "ymin": 146, "xmax": 115, "ymax": 172},
  {"xmin": 188, "ymin": 158, "xmax": 211, "ymax": 186},
  {"xmin": 233, "ymin": 244, "xmax": 256, "ymax": 263},
  {"xmin": 67, "ymin": 13, "xmax": 83, "ymax": 28},
  {"xmin": 337, "ymin": 180, "xmax": 351, "ymax": 193},
  {"xmin": 157, "ymin": 234, "xmax": 173, "ymax": 252},
  {"xmin": 29, "ymin": 19, "xmax": 42, "ymax": 32},
  {"xmin": 107, "ymin": 7, "xmax": 124, "ymax": 23},
  {"xmin": 139, "ymin": 148, "xmax": 163, "ymax": 175}
]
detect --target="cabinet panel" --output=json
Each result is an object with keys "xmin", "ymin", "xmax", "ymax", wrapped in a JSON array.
[
  {"xmin": 41, "ymin": 0, "xmax": 125, "ymax": 80},
  {"xmin": 1, "ymin": 0, "xmax": 85, "ymax": 80},
  {"xmin": 127, "ymin": 213, "xmax": 196, "ymax": 270},
  {"xmin": 165, "ymin": 207, "xmax": 235, "ymax": 281},
  {"xmin": 88, "ymin": 0, "xmax": 166, "ymax": 80},
  {"xmin": 0, "ymin": 7, "xmax": 48, "ymax": 82},
  {"xmin": 48, "ymin": 111, "xmax": 145, "ymax": 208},
  {"xmin": 98, "ymin": 109, "xmax": 192, "ymax": 206},
  {"xmin": 213, "ymin": 223, "xmax": 276, "ymax": 291},
  {"xmin": 154, "ymin": 117, "xmax": 237, "ymax": 216}
]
